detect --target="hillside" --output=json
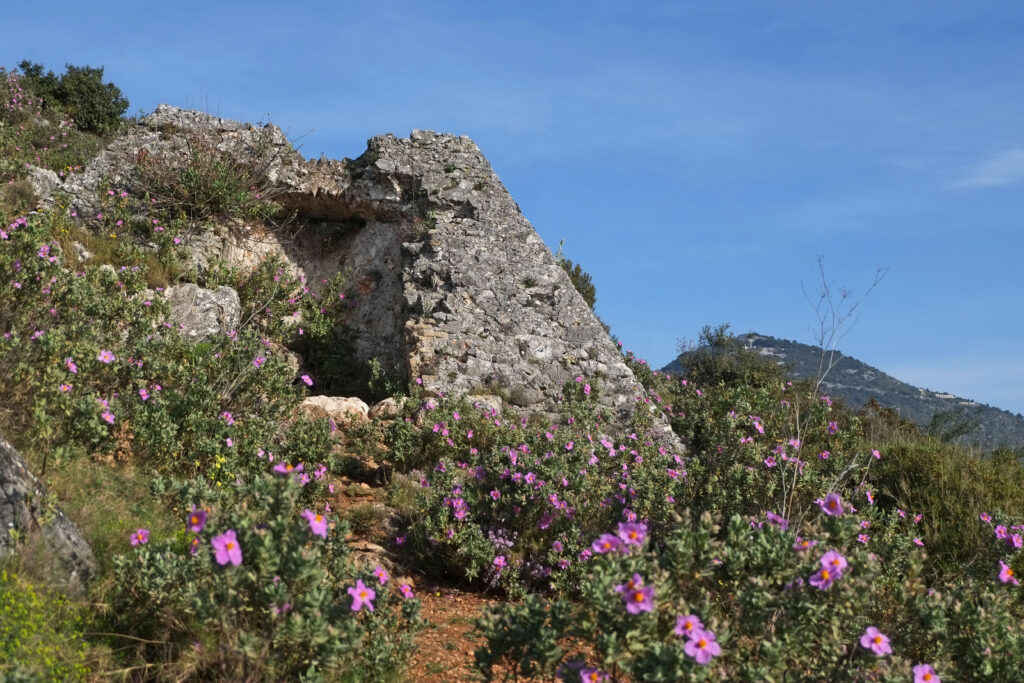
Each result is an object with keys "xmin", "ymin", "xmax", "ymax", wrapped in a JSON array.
[{"xmin": 664, "ymin": 332, "xmax": 1024, "ymax": 450}]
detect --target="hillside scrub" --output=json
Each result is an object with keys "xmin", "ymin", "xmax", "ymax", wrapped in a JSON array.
[{"xmin": 3, "ymin": 63, "xmax": 1024, "ymax": 680}]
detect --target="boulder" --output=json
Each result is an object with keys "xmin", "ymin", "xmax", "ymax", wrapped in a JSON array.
[
  {"xmin": 369, "ymin": 397, "xmax": 403, "ymax": 420},
  {"xmin": 299, "ymin": 395, "xmax": 370, "ymax": 422},
  {"xmin": 0, "ymin": 435, "xmax": 97, "ymax": 593},
  {"xmin": 164, "ymin": 283, "xmax": 240, "ymax": 340},
  {"xmin": 24, "ymin": 164, "xmax": 60, "ymax": 202}
]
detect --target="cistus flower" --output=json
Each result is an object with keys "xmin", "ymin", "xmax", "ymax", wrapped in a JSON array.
[
  {"xmin": 913, "ymin": 664, "xmax": 941, "ymax": 683},
  {"xmin": 302, "ymin": 509, "xmax": 328, "ymax": 538},
  {"xmin": 97, "ymin": 349, "xmax": 115, "ymax": 363},
  {"xmin": 348, "ymin": 579, "xmax": 376, "ymax": 612},
  {"xmin": 273, "ymin": 462, "xmax": 303, "ymax": 475},
  {"xmin": 591, "ymin": 533, "xmax": 622, "ymax": 554},
  {"xmin": 617, "ymin": 521, "xmax": 647, "ymax": 547},
  {"xmin": 820, "ymin": 549, "xmax": 848, "ymax": 576},
  {"xmin": 674, "ymin": 614, "xmax": 704, "ymax": 637},
  {"xmin": 820, "ymin": 492, "xmax": 844, "ymax": 516},
  {"xmin": 860, "ymin": 626, "xmax": 892, "ymax": 656},
  {"xmin": 373, "ymin": 565, "xmax": 389, "ymax": 585},
  {"xmin": 211, "ymin": 529, "xmax": 243, "ymax": 566},
  {"xmin": 622, "ymin": 583, "xmax": 655, "ymax": 614},
  {"xmin": 683, "ymin": 628, "xmax": 722, "ymax": 664},
  {"xmin": 809, "ymin": 566, "xmax": 836, "ymax": 590},
  {"xmin": 130, "ymin": 528, "xmax": 149, "ymax": 546},
  {"xmin": 186, "ymin": 506, "xmax": 206, "ymax": 533},
  {"xmin": 999, "ymin": 560, "xmax": 1019, "ymax": 585},
  {"xmin": 399, "ymin": 584, "xmax": 414, "ymax": 599},
  {"xmin": 579, "ymin": 669, "xmax": 609, "ymax": 682}
]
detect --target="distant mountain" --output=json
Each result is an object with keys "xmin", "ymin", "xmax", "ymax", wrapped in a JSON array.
[{"xmin": 662, "ymin": 333, "xmax": 1024, "ymax": 451}]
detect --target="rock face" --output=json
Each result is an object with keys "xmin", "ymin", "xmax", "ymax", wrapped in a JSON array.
[
  {"xmin": 164, "ymin": 284, "xmax": 241, "ymax": 340},
  {"xmin": 25, "ymin": 164, "xmax": 60, "ymax": 202},
  {"xmin": 299, "ymin": 396, "xmax": 370, "ymax": 422},
  {"xmin": 0, "ymin": 435, "xmax": 97, "ymax": 593},
  {"xmin": 65, "ymin": 106, "xmax": 682, "ymax": 451}
]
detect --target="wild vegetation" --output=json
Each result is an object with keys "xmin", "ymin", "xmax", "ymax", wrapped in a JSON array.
[{"xmin": 2, "ymin": 62, "xmax": 1024, "ymax": 681}]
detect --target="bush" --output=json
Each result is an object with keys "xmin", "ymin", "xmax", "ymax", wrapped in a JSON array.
[
  {"xmin": 17, "ymin": 60, "xmax": 128, "ymax": 135},
  {"xmin": 476, "ymin": 509, "xmax": 1024, "ymax": 681},
  {"xmin": 109, "ymin": 474, "xmax": 420, "ymax": 681},
  {"xmin": 0, "ymin": 571, "xmax": 89, "ymax": 681}
]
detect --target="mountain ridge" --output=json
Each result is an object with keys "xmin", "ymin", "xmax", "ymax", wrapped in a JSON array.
[{"xmin": 663, "ymin": 332, "xmax": 1024, "ymax": 451}]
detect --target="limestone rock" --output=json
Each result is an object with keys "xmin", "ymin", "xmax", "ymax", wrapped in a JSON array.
[
  {"xmin": 468, "ymin": 394, "xmax": 503, "ymax": 415},
  {"xmin": 72, "ymin": 241, "xmax": 92, "ymax": 262},
  {"xmin": 369, "ymin": 397, "xmax": 402, "ymax": 419},
  {"xmin": 299, "ymin": 396, "xmax": 370, "ymax": 422},
  {"xmin": 0, "ymin": 434, "xmax": 97, "ymax": 593},
  {"xmin": 164, "ymin": 284, "xmax": 240, "ymax": 340},
  {"xmin": 24, "ymin": 164, "xmax": 60, "ymax": 203},
  {"xmin": 64, "ymin": 106, "xmax": 685, "ymax": 454}
]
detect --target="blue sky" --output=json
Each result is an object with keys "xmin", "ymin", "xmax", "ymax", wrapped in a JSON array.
[{"xmin": 6, "ymin": 1, "xmax": 1023, "ymax": 414}]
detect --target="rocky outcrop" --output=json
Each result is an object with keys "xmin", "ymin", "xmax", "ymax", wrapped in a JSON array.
[
  {"xmin": 164, "ymin": 284, "xmax": 241, "ymax": 340},
  {"xmin": 0, "ymin": 435, "xmax": 97, "ymax": 593},
  {"xmin": 24, "ymin": 164, "xmax": 60, "ymax": 202},
  {"xmin": 299, "ymin": 396, "xmax": 370, "ymax": 422},
  {"xmin": 64, "ymin": 106, "xmax": 683, "ymax": 452}
]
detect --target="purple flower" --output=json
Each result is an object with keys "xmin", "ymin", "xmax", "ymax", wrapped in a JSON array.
[
  {"xmin": 591, "ymin": 533, "xmax": 622, "ymax": 555},
  {"xmin": 97, "ymin": 349, "xmax": 115, "ymax": 364},
  {"xmin": 913, "ymin": 664, "xmax": 941, "ymax": 683},
  {"xmin": 273, "ymin": 462, "xmax": 303, "ymax": 475},
  {"xmin": 980, "ymin": 512, "xmax": 992, "ymax": 523},
  {"xmin": 683, "ymin": 628, "xmax": 722, "ymax": 665},
  {"xmin": 399, "ymin": 584, "xmax": 414, "ymax": 599},
  {"xmin": 622, "ymin": 583, "xmax": 655, "ymax": 614},
  {"xmin": 211, "ymin": 529, "xmax": 243, "ymax": 566},
  {"xmin": 186, "ymin": 506, "xmax": 206, "ymax": 533},
  {"xmin": 820, "ymin": 492, "xmax": 844, "ymax": 516},
  {"xmin": 130, "ymin": 528, "xmax": 149, "ymax": 546},
  {"xmin": 999, "ymin": 560, "xmax": 1019, "ymax": 585},
  {"xmin": 765, "ymin": 511, "xmax": 788, "ymax": 530},
  {"xmin": 64, "ymin": 357, "xmax": 78, "ymax": 374},
  {"xmin": 584, "ymin": 383, "xmax": 591, "ymax": 395},
  {"xmin": 793, "ymin": 537, "xmax": 817, "ymax": 551},
  {"xmin": 617, "ymin": 522, "xmax": 647, "ymax": 547},
  {"xmin": 809, "ymin": 566, "xmax": 836, "ymax": 590},
  {"xmin": 493, "ymin": 555, "xmax": 507, "ymax": 571},
  {"xmin": 579, "ymin": 669, "xmax": 609, "ymax": 682},
  {"xmin": 301, "ymin": 374, "xmax": 313, "ymax": 386},
  {"xmin": 859, "ymin": 626, "xmax": 892, "ymax": 656},
  {"xmin": 828, "ymin": 421, "xmax": 838, "ymax": 434},
  {"xmin": 820, "ymin": 549, "xmax": 848, "ymax": 576},
  {"xmin": 348, "ymin": 579, "xmax": 376, "ymax": 611},
  {"xmin": 373, "ymin": 565, "xmax": 389, "ymax": 585},
  {"xmin": 302, "ymin": 509, "xmax": 328, "ymax": 538},
  {"xmin": 101, "ymin": 410, "xmax": 115, "ymax": 425},
  {"xmin": 674, "ymin": 614, "xmax": 704, "ymax": 637}
]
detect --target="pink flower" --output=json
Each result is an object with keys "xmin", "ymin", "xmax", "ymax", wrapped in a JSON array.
[
  {"xmin": 59, "ymin": 383, "xmax": 72, "ymax": 393},
  {"xmin": 186, "ymin": 507, "xmax": 206, "ymax": 533},
  {"xmin": 493, "ymin": 555, "xmax": 507, "ymax": 571},
  {"xmin": 211, "ymin": 529, "xmax": 243, "ymax": 566},
  {"xmin": 809, "ymin": 566, "xmax": 836, "ymax": 590},
  {"xmin": 348, "ymin": 579, "xmax": 376, "ymax": 611},
  {"xmin": 584, "ymin": 383, "xmax": 591, "ymax": 395},
  {"xmin": 683, "ymin": 628, "xmax": 722, "ymax": 665},
  {"xmin": 373, "ymin": 565, "xmax": 389, "ymax": 585},
  {"xmin": 97, "ymin": 349, "xmax": 115, "ymax": 363},
  {"xmin": 820, "ymin": 549, "xmax": 848, "ymax": 575},
  {"xmin": 301, "ymin": 374, "xmax": 313, "ymax": 386},
  {"xmin": 980, "ymin": 512, "xmax": 992, "ymax": 523},
  {"xmin": 64, "ymin": 357, "xmax": 78, "ymax": 373},
  {"xmin": 399, "ymin": 584, "xmax": 414, "ymax": 599},
  {"xmin": 302, "ymin": 509, "xmax": 328, "ymax": 538},
  {"xmin": 820, "ymin": 492, "xmax": 844, "ymax": 516},
  {"xmin": 859, "ymin": 626, "xmax": 892, "ymax": 656},
  {"xmin": 872, "ymin": 449, "xmax": 882, "ymax": 460},
  {"xmin": 999, "ymin": 560, "xmax": 1019, "ymax": 585},
  {"xmin": 674, "ymin": 614, "xmax": 704, "ymax": 637},
  {"xmin": 139, "ymin": 388, "xmax": 149, "ymax": 401},
  {"xmin": 913, "ymin": 664, "xmax": 940, "ymax": 683},
  {"xmin": 592, "ymin": 533, "xmax": 622, "ymax": 554},
  {"xmin": 130, "ymin": 528, "xmax": 149, "ymax": 546},
  {"xmin": 101, "ymin": 410, "xmax": 115, "ymax": 425}
]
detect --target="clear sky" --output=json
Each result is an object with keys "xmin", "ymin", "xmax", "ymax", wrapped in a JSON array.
[{"xmin": 5, "ymin": 1, "xmax": 1023, "ymax": 414}]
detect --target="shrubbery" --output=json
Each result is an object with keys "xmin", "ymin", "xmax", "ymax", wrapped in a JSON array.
[{"xmin": 16, "ymin": 60, "xmax": 128, "ymax": 135}]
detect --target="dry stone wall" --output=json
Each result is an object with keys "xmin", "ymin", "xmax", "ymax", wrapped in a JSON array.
[{"xmin": 61, "ymin": 106, "xmax": 681, "ymax": 450}]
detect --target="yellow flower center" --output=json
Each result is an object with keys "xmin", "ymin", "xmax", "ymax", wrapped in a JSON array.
[
  {"xmin": 359, "ymin": 590, "xmax": 367, "ymax": 599},
  {"xmin": 697, "ymin": 638, "xmax": 708, "ymax": 648},
  {"xmin": 923, "ymin": 674, "xmax": 933, "ymax": 681},
  {"xmin": 821, "ymin": 569, "xmax": 830, "ymax": 580},
  {"xmin": 315, "ymin": 514, "xmax": 323, "ymax": 523},
  {"xmin": 873, "ymin": 636, "xmax": 883, "ymax": 645},
  {"xmin": 226, "ymin": 542, "xmax": 235, "ymax": 551},
  {"xmin": 633, "ymin": 591, "xmax": 645, "ymax": 602}
]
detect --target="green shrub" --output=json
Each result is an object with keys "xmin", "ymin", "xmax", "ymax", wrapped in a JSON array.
[
  {"xmin": 0, "ymin": 571, "xmax": 89, "ymax": 681},
  {"xmin": 17, "ymin": 60, "xmax": 128, "ymax": 135},
  {"xmin": 109, "ymin": 474, "xmax": 420, "ymax": 681}
]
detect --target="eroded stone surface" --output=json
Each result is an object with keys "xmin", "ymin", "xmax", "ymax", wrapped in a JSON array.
[
  {"xmin": 0, "ymin": 435, "xmax": 97, "ymax": 593},
  {"xmin": 299, "ymin": 395, "xmax": 371, "ymax": 422},
  {"xmin": 66, "ymin": 106, "xmax": 683, "ymax": 452},
  {"xmin": 164, "ymin": 283, "xmax": 241, "ymax": 340}
]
